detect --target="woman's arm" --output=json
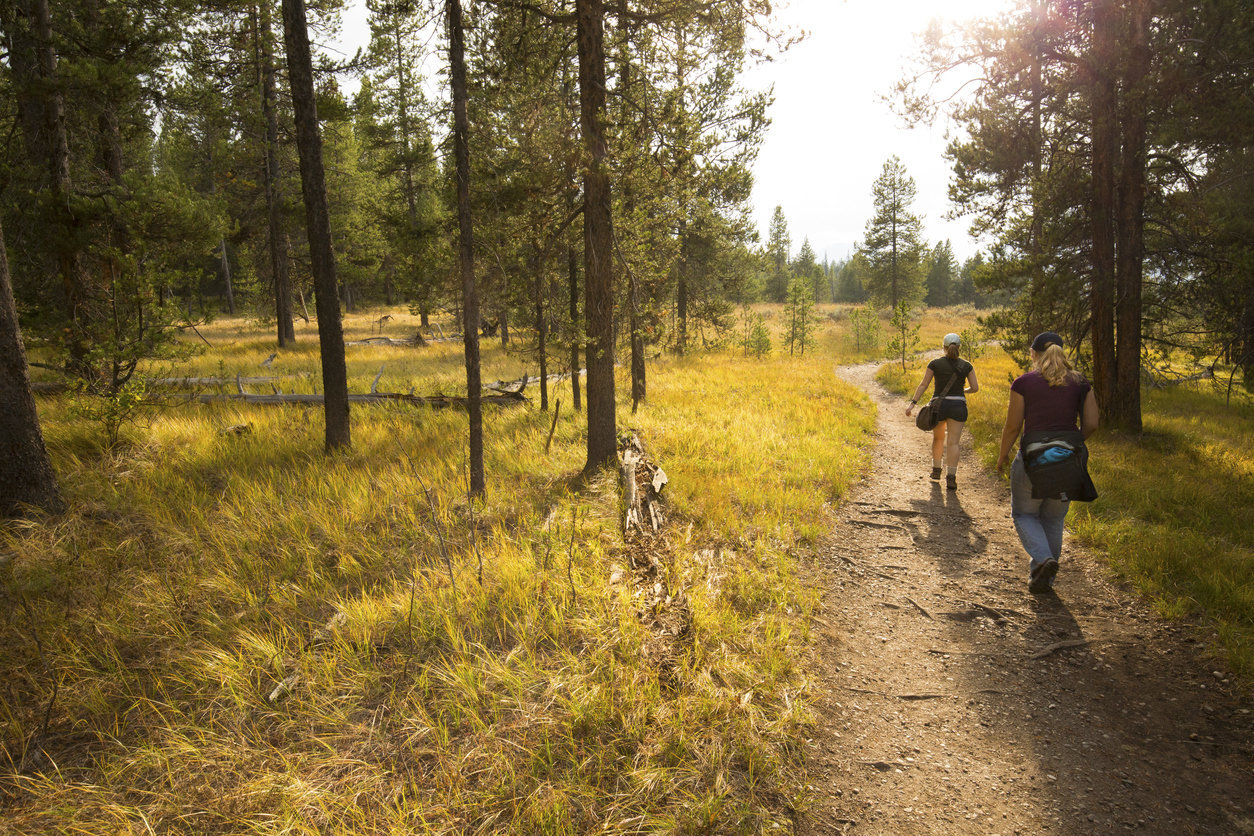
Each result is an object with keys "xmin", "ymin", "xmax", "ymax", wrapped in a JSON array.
[
  {"xmin": 1080, "ymin": 390, "xmax": 1099, "ymax": 439},
  {"xmin": 905, "ymin": 368, "xmax": 935, "ymax": 415},
  {"xmin": 995, "ymin": 390, "xmax": 1025, "ymax": 476},
  {"xmin": 965, "ymin": 368, "xmax": 979, "ymax": 394}
]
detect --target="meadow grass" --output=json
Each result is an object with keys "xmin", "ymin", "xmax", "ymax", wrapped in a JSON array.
[
  {"xmin": 2, "ymin": 306, "xmax": 875, "ymax": 833},
  {"xmin": 879, "ymin": 346, "xmax": 1254, "ymax": 678}
]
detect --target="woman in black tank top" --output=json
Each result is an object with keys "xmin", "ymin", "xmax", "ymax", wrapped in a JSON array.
[{"xmin": 905, "ymin": 333, "xmax": 979, "ymax": 491}]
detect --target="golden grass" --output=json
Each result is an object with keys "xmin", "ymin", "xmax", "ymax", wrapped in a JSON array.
[
  {"xmin": 1, "ymin": 306, "xmax": 872, "ymax": 833},
  {"xmin": 881, "ymin": 346, "xmax": 1254, "ymax": 679}
]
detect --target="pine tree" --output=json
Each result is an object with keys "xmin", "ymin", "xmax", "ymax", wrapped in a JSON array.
[
  {"xmin": 860, "ymin": 156, "xmax": 924, "ymax": 311},
  {"xmin": 925, "ymin": 240, "xmax": 955, "ymax": 307},
  {"xmin": 766, "ymin": 205, "xmax": 792, "ymax": 303}
]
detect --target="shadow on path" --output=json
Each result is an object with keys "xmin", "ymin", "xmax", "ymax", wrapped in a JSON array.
[{"xmin": 796, "ymin": 362, "xmax": 1254, "ymax": 835}]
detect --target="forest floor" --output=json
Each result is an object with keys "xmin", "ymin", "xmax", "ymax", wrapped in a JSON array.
[{"xmin": 796, "ymin": 362, "xmax": 1254, "ymax": 835}]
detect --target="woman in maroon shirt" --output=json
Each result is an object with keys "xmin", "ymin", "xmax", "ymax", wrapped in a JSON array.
[{"xmin": 995, "ymin": 332, "xmax": 1100, "ymax": 593}]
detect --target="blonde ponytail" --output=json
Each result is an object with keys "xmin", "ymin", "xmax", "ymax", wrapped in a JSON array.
[{"xmin": 1034, "ymin": 343, "xmax": 1075, "ymax": 387}]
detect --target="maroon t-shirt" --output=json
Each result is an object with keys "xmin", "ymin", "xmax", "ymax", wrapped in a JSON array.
[{"xmin": 1011, "ymin": 370, "xmax": 1091, "ymax": 434}]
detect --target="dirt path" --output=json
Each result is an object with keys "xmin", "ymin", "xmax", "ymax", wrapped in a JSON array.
[{"xmin": 798, "ymin": 362, "xmax": 1254, "ymax": 835}]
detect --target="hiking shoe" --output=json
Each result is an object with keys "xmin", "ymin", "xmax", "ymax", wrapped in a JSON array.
[
  {"xmin": 1029, "ymin": 558, "xmax": 1059, "ymax": 594},
  {"xmin": 930, "ymin": 466, "xmax": 942, "ymax": 480},
  {"xmin": 946, "ymin": 474, "xmax": 957, "ymax": 491}
]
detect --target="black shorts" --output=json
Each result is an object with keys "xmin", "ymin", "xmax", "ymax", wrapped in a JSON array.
[{"xmin": 937, "ymin": 398, "xmax": 968, "ymax": 423}]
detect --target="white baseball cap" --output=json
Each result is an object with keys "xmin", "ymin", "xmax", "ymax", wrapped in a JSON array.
[{"xmin": 943, "ymin": 333, "xmax": 961, "ymax": 347}]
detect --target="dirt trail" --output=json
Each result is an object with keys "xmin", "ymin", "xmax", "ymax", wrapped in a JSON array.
[{"xmin": 798, "ymin": 362, "xmax": 1254, "ymax": 835}]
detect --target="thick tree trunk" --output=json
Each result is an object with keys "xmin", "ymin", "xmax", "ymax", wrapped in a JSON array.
[
  {"xmin": 258, "ymin": 2, "xmax": 295, "ymax": 346},
  {"xmin": 0, "ymin": 217, "xmax": 63, "ymax": 517},
  {"xmin": 281, "ymin": 0, "xmax": 350, "ymax": 451},
  {"xmin": 1089, "ymin": 0, "xmax": 1118, "ymax": 422},
  {"xmin": 448, "ymin": 0, "xmax": 484, "ymax": 498},
  {"xmin": 577, "ymin": 0, "xmax": 616, "ymax": 473},
  {"xmin": 1113, "ymin": 0, "xmax": 1149, "ymax": 433}
]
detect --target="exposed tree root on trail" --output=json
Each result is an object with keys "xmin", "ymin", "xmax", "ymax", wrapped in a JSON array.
[{"xmin": 797, "ymin": 362, "xmax": 1254, "ymax": 835}]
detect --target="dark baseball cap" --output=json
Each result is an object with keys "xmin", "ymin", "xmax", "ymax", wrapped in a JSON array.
[{"xmin": 1031, "ymin": 331, "xmax": 1063, "ymax": 351}]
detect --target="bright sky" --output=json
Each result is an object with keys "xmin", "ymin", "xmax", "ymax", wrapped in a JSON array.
[
  {"xmin": 333, "ymin": 0, "xmax": 1011, "ymax": 265},
  {"xmin": 744, "ymin": 0, "xmax": 1012, "ymax": 264}
]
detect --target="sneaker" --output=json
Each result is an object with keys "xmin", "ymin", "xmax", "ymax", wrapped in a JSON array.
[
  {"xmin": 930, "ymin": 466, "xmax": 942, "ymax": 480},
  {"xmin": 946, "ymin": 474, "xmax": 957, "ymax": 491},
  {"xmin": 1029, "ymin": 558, "xmax": 1059, "ymax": 594}
]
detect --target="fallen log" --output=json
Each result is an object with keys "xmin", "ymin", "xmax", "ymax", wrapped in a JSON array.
[
  {"xmin": 619, "ymin": 432, "xmax": 668, "ymax": 536},
  {"xmin": 149, "ymin": 376, "xmax": 288, "ymax": 387},
  {"xmin": 171, "ymin": 390, "xmax": 527, "ymax": 409},
  {"xmin": 344, "ymin": 334, "xmax": 426, "ymax": 347}
]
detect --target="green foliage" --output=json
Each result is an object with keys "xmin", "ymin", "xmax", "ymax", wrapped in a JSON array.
[
  {"xmin": 925, "ymin": 240, "xmax": 956, "ymax": 307},
  {"xmin": 742, "ymin": 306, "xmax": 772, "ymax": 359},
  {"xmin": 958, "ymin": 323, "xmax": 988, "ymax": 360},
  {"xmin": 885, "ymin": 300, "xmax": 921, "ymax": 372},
  {"xmin": 69, "ymin": 383, "xmax": 153, "ymax": 449},
  {"xmin": 835, "ymin": 253, "xmax": 869, "ymax": 304},
  {"xmin": 785, "ymin": 277, "xmax": 818, "ymax": 356},
  {"xmin": 848, "ymin": 305, "xmax": 881, "ymax": 354},
  {"xmin": 766, "ymin": 206, "xmax": 792, "ymax": 303}
]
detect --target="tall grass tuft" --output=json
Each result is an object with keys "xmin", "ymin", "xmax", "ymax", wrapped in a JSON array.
[{"xmin": 1, "ymin": 307, "xmax": 873, "ymax": 832}]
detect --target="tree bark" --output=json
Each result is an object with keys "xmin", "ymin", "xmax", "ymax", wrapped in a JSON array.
[
  {"xmin": 568, "ymin": 245, "xmax": 582, "ymax": 412},
  {"xmin": 1113, "ymin": 0, "xmax": 1149, "ymax": 432},
  {"xmin": 0, "ymin": 217, "xmax": 63, "ymax": 517},
  {"xmin": 448, "ymin": 0, "xmax": 484, "ymax": 498},
  {"xmin": 577, "ymin": 0, "xmax": 617, "ymax": 474},
  {"xmin": 280, "ymin": 0, "xmax": 350, "ymax": 451},
  {"xmin": 533, "ymin": 252, "xmax": 549, "ymax": 412},
  {"xmin": 1089, "ymin": 0, "xmax": 1118, "ymax": 422},
  {"xmin": 616, "ymin": 11, "xmax": 645, "ymax": 411},
  {"xmin": 258, "ymin": 1, "xmax": 295, "ymax": 346}
]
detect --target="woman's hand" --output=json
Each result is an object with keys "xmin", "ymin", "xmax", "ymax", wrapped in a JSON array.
[
  {"xmin": 905, "ymin": 402, "xmax": 914, "ymax": 416},
  {"xmin": 995, "ymin": 452, "xmax": 1010, "ymax": 477}
]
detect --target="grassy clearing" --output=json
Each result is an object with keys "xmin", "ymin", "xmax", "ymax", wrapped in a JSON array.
[
  {"xmin": 2, "ymin": 306, "xmax": 875, "ymax": 833},
  {"xmin": 879, "ymin": 347, "xmax": 1254, "ymax": 679}
]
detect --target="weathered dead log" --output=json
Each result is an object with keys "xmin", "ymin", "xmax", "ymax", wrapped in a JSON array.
[
  {"xmin": 344, "ymin": 335, "xmax": 425, "ymax": 347},
  {"xmin": 172, "ymin": 390, "xmax": 527, "ymax": 409},
  {"xmin": 619, "ymin": 432, "xmax": 668, "ymax": 537},
  {"xmin": 150, "ymin": 376, "xmax": 287, "ymax": 387}
]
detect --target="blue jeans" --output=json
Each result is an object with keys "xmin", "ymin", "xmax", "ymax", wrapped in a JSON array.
[{"xmin": 1010, "ymin": 454, "xmax": 1069, "ymax": 579}]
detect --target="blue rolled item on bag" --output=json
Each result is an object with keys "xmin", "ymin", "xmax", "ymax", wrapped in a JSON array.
[{"xmin": 1037, "ymin": 446, "xmax": 1074, "ymax": 463}]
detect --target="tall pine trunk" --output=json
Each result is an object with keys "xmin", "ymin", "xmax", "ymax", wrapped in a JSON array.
[
  {"xmin": 534, "ymin": 252, "xmax": 549, "ymax": 412},
  {"xmin": 258, "ymin": 2, "xmax": 295, "ymax": 346},
  {"xmin": 1113, "ymin": 0, "xmax": 1149, "ymax": 432},
  {"xmin": 577, "ymin": 0, "xmax": 616, "ymax": 473},
  {"xmin": 0, "ymin": 217, "xmax": 63, "ymax": 517},
  {"xmin": 1089, "ymin": 0, "xmax": 1119, "ymax": 422},
  {"xmin": 448, "ymin": 0, "xmax": 484, "ymax": 498},
  {"xmin": 281, "ymin": 0, "xmax": 350, "ymax": 451},
  {"xmin": 616, "ymin": 14, "xmax": 646, "ymax": 411}
]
